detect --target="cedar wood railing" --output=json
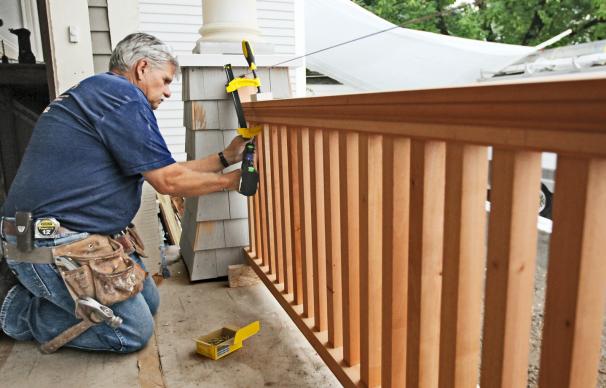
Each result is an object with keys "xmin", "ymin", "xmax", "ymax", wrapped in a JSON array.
[{"xmin": 241, "ymin": 74, "xmax": 606, "ymax": 388}]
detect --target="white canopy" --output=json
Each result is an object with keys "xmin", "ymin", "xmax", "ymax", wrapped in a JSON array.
[{"xmin": 304, "ymin": 0, "xmax": 536, "ymax": 91}]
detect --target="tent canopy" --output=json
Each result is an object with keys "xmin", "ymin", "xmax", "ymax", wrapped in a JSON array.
[{"xmin": 305, "ymin": 0, "xmax": 536, "ymax": 92}]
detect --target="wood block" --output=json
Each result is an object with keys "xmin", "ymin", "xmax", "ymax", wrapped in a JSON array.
[{"xmin": 228, "ymin": 264, "xmax": 261, "ymax": 288}]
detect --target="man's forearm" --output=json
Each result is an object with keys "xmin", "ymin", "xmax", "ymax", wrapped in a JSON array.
[
  {"xmin": 180, "ymin": 154, "xmax": 223, "ymax": 173},
  {"xmin": 180, "ymin": 149, "xmax": 239, "ymax": 173},
  {"xmin": 164, "ymin": 168, "xmax": 232, "ymax": 197},
  {"xmin": 144, "ymin": 162, "xmax": 237, "ymax": 197}
]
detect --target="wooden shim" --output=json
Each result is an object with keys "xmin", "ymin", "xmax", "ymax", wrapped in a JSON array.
[
  {"xmin": 158, "ymin": 193, "xmax": 181, "ymax": 245},
  {"xmin": 301, "ymin": 128, "xmax": 316, "ymax": 319},
  {"xmin": 171, "ymin": 196, "xmax": 184, "ymax": 219},
  {"xmin": 382, "ymin": 136, "xmax": 410, "ymax": 388},
  {"xmin": 228, "ymin": 264, "xmax": 261, "ymax": 288},
  {"xmin": 481, "ymin": 149, "xmax": 541, "ymax": 388},
  {"xmin": 289, "ymin": 128, "xmax": 305, "ymax": 306},
  {"xmin": 328, "ymin": 130, "xmax": 343, "ymax": 348},
  {"xmin": 313, "ymin": 129, "xmax": 329, "ymax": 332},
  {"xmin": 263, "ymin": 125, "xmax": 276, "ymax": 276},
  {"xmin": 539, "ymin": 157, "xmax": 606, "ymax": 388},
  {"xmin": 407, "ymin": 140, "xmax": 446, "ymax": 388},
  {"xmin": 342, "ymin": 131, "xmax": 362, "ymax": 367},
  {"xmin": 439, "ymin": 144, "xmax": 488, "ymax": 388},
  {"xmin": 271, "ymin": 125, "xmax": 285, "ymax": 285},
  {"xmin": 280, "ymin": 126, "xmax": 295, "ymax": 295},
  {"xmin": 362, "ymin": 134, "xmax": 383, "ymax": 387}
]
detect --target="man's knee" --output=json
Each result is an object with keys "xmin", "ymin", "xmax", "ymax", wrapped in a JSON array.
[
  {"xmin": 119, "ymin": 314, "xmax": 154, "ymax": 353},
  {"xmin": 113, "ymin": 295, "xmax": 155, "ymax": 353}
]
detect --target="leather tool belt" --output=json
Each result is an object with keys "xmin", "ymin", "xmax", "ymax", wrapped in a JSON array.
[
  {"xmin": 1, "ymin": 218, "xmax": 149, "ymax": 353},
  {"xmin": 1, "ymin": 219, "xmax": 147, "ymax": 263},
  {"xmin": 53, "ymin": 234, "xmax": 147, "ymax": 307}
]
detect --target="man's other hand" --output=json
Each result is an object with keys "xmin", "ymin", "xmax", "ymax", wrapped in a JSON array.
[
  {"xmin": 223, "ymin": 136, "xmax": 248, "ymax": 164},
  {"xmin": 223, "ymin": 169, "xmax": 242, "ymax": 191}
]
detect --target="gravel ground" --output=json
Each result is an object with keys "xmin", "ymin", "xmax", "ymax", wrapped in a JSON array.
[{"xmin": 527, "ymin": 231, "xmax": 606, "ymax": 388}]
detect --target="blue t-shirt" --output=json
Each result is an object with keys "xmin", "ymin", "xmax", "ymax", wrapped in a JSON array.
[{"xmin": 2, "ymin": 72, "xmax": 175, "ymax": 235}]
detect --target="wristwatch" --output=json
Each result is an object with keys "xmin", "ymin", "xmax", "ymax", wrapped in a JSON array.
[{"xmin": 218, "ymin": 151, "xmax": 230, "ymax": 168}]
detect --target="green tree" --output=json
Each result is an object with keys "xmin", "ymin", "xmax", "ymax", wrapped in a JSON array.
[{"xmin": 353, "ymin": 0, "xmax": 606, "ymax": 46}]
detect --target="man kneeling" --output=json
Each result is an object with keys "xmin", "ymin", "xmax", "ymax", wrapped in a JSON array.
[{"xmin": 0, "ymin": 33, "xmax": 247, "ymax": 352}]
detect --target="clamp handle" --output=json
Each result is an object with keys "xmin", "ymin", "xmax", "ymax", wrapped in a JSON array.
[{"xmin": 242, "ymin": 40, "xmax": 256, "ymax": 71}]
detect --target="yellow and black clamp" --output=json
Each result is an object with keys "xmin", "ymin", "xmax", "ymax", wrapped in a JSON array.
[{"xmin": 224, "ymin": 40, "xmax": 263, "ymax": 196}]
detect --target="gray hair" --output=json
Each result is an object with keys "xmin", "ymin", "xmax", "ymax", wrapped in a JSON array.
[{"xmin": 109, "ymin": 32, "xmax": 178, "ymax": 72}]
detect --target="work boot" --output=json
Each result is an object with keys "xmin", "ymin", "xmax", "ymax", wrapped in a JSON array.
[{"xmin": 0, "ymin": 257, "xmax": 18, "ymax": 310}]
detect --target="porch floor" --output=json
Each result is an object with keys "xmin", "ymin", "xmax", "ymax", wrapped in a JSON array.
[{"xmin": 0, "ymin": 257, "xmax": 341, "ymax": 388}]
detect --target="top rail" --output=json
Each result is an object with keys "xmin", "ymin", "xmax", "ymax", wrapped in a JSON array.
[{"xmin": 244, "ymin": 74, "xmax": 606, "ymax": 158}]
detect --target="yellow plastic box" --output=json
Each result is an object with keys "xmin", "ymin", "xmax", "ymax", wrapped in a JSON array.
[{"xmin": 195, "ymin": 321, "xmax": 260, "ymax": 360}]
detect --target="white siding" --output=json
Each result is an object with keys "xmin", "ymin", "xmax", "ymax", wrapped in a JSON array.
[{"xmin": 138, "ymin": 0, "xmax": 301, "ymax": 162}]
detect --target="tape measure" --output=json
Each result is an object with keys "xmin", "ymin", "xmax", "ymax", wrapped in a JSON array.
[{"xmin": 34, "ymin": 218, "xmax": 60, "ymax": 239}]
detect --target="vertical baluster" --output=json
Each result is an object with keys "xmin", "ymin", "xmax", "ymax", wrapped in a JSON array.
[
  {"xmin": 247, "ymin": 195, "xmax": 255, "ymax": 256},
  {"xmin": 439, "ymin": 144, "xmax": 488, "ymax": 388},
  {"xmin": 407, "ymin": 140, "xmax": 446, "ymax": 388},
  {"xmin": 342, "ymin": 132, "xmax": 364, "ymax": 366},
  {"xmin": 253, "ymin": 135, "xmax": 263, "ymax": 262},
  {"xmin": 362, "ymin": 134, "xmax": 383, "ymax": 387},
  {"xmin": 382, "ymin": 136, "xmax": 411, "ymax": 388},
  {"xmin": 258, "ymin": 130, "xmax": 269, "ymax": 268},
  {"xmin": 313, "ymin": 129, "xmax": 329, "ymax": 332},
  {"xmin": 328, "ymin": 130, "xmax": 344, "ymax": 348},
  {"xmin": 301, "ymin": 128, "xmax": 316, "ymax": 318},
  {"xmin": 481, "ymin": 149, "xmax": 541, "ymax": 388},
  {"xmin": 539, "ymin": 157, "xmax": 606, "ymax": 388},
  {"xmin": 280, "ymin": 126, "xmax": 294, "ymax": 295},
  {"xmin": 264, "ymin": 125, "xmax": 276, "ymax": 277},
  {"xmin": 271, "ymin": 125, "xmax": 285, "ymax": 285},
  {"xmin": 289, "ymin": 128, "xmax": 305, "ymax": 305}
]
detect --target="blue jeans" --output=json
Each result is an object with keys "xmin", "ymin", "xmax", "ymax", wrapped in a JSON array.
[{"xmin": 0, "ymin": 233, "xmax": 159, "ymax": 353}]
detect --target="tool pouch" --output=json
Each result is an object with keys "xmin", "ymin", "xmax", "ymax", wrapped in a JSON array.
[
  {"xmin": 53, "ymin": 235, "xmax": 147, "ymax": 307},
  {"xmin": 114, "ymin": 226, "xmax": 147, "ymax": 258}
]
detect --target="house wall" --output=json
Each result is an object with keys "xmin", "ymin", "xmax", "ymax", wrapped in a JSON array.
[
  {"xmin": 45, "ymin": 0, "xmax": 95, "ymax": 95},
  {"xmin": 0, "ymin": 0, "xmax": 44, "ymax": 62},
  {"xmin": 88, "ymin": 0, "xmax": 139, "ymax": 73},
  {"xmin": 139, "ymin": 0, "xmax": 304, "ymax": 162},
  {"xmin": 88, "ymin": 0, "xmax": 112, "ymax": 73}
]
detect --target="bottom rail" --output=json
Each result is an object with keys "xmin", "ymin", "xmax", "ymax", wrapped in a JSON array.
[{"xmin": 244, "ymin": 249, "xmax": 360, "ymax": 388}]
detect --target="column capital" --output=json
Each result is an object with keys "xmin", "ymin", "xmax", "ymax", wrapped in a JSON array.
[{"xmin": 194, "ymin": 0, "xmax": 272, "ymax": 54}]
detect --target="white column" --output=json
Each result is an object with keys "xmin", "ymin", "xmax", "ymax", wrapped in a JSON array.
[{"xmin": 194, "ymin": 0, "xmax": 265, "ymax": 54}]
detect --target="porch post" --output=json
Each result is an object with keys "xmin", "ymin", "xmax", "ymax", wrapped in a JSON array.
[
  {"xmin": 179, "ymin": 0, "xmax": 298, "ymax": 281},
  {"xmin": 194, "ymin": 0, "xmax": 262, "ymax": 54}
]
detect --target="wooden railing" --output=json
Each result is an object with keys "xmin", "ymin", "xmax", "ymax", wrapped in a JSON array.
[{"xmin": 242, "ymin": 74, "xmax": 606, "ymax": 388}]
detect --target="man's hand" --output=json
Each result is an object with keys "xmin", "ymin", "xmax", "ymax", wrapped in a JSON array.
[
  {"xmin": 223, "ymin": 136, "xmax": 248, "ymax": 165},
  {"xmin": 223, "ymin": 169, "xmax": 242, "ymax": 191}
]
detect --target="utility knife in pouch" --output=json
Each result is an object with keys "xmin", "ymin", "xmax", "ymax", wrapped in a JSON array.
[{"xmin": 15, "ymin": 211, "xmax": 34, "ymax": 253}]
